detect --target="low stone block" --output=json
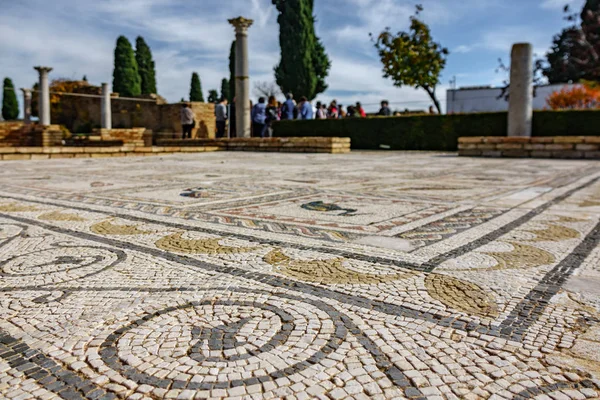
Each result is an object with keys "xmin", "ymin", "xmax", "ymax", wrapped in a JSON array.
[
  {"xmin": 458, "ymin": 137, "xmax": 484, "ymax": 144},
  {"xmin": 483, "ymin": 137, "xmax": 507, "ymax": 144},
  {"xmin": 503, "ymin": 137, "xmax": 531, "ymax": 143},
  {"xmin": 0, "ymin": 148, "xmax": 17, "ymax": 154},
  {"xmin": 502, "ymin": 150, "xmax": 530, "ymax": 158},
  {"xmin": 553, "ymin": 151, "xmax": 584, "ymax": 159},
  {"xmin": 584, "ymin": 136, "xmax": 600, "ymax": 144},
  {"xmin": 90, "ymin": 153, "xmax": 113, "ymax": 158},
  {"xmin": 524, "ymin": 144, "xmax": 546, "ymax": 150},
  {"xmin": 458, "ymin": 144, "xmax": 479, "ymax": 150},
  {"xmin": 2, "ymin": 154, "xmax": 31, "ymax": 160},
  {"xmin": 50, "ymin": 153, "xmax": 75, "ymax": 159},
  {"xmin": 545, "ymin": 144, "xmax": 573, "ymax": 151},
  {"xmin": 15, "ymin": 147, "xmax": 43, "ymax": 154},
  {"xmin": 584, "ymin": 151, "xmax": 600, "ymax": 159},
  {"xmin": 530, "ymin": 151, "xmax": 552, "ymax": 158},
  {"xmin": 576, "ymin": 144, "xmax": 599, "ymax": 151},
  {"xmin": 481, "ymin": 151, "xmax": 502, "ymax": 157},
  {"xmin": 30, "ymin": 154, "xmax": 50, "ymax": 160},
  {"xmin": 553, "ymin": 136, "xmax": 585, "ymax": 144},
  {"xmin": 530, "ymin": 137, "xmax": 554, "ymax": 144},
  {"xmin": 474, "ymin": 144, "xmax": 497, "ymax": 150},
  {"xmin": 496, "ymin": 143, "xmax": 524, "ymax": 150},
  {"xmin": 74, "ymin": 154, "xmax": 91, "ymax": 158}
]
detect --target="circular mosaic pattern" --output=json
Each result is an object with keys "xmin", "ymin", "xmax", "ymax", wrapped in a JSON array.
[
  {"xmin": 99, "ymin": 294, "xmax": 346, "ymax": 391},
  {"xmin": 0, "ymin": 246, "xmax": 124, "ymax": 285},
  {"xmin": 0, "ymin": 224, "xmax": 23, "ymax": 240}
]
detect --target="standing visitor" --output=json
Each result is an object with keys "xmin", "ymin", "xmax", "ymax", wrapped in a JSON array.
[
  {"xmin": 180, "ymin": 103, "xmax": 194, "ymax": 139},
  {"xmin": 281, "ymin": 93, "xmax": 296, "ymax": 120},
  {"xmin": 328, "ymin": 100, "xmax": 338, "ymax": 119},
  {"xmin": 315, "ymin": 101, "xmax": 326, "ymax": 119},
  {"xmin": 298, "ymin": 96, "xmax": 313, "ymax": 120},
  {"xmin": 215, "ymin": 98, "xmax": 228, "ymax": 138},
  {"xmin": 378, "ymin": 100, "xmax": 392, "ymax": 116},
  {"xmin": 356, "ymin": 102, "xmax": 366, "ymax": 117},
  {"xmin": 429, "ymin": 105, "xmax": 437, "ymax": 114},
  {"xmin": 265, "ymin": 95, "xmax": 279, "ymax": 137},
  {"xmin": 251, "ymin": 97, "xmax": 267, "ymax": 138},
  {"xmin": 338, "ymin": 104, "xmax": 347, "ymax": 119}
]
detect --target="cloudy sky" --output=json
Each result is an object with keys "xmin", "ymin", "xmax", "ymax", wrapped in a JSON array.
[{"xmin": 0, "ymin": 0, "xmax": 584, "ymax": 113}]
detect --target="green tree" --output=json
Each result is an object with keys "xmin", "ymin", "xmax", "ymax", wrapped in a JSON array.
[
  {"xmin": 112, "ymin": 36, "xmax": 141, "ymax": 97},
  {"xmin": 189, "ymin": 72, "xmax": 204, "ymax": 102},
  {"xmin": 220, "ymin": 78, "xmax": 230, "ymax": 102},
  {"xmin": 272, "ymin": 0, "xmax": 331, "ymax": 100},
  {"xmin": 135, "ymin": 36, "xmax": 157, "ymax": 94},
  {"xmin": 543, "ymin": 27, "xmax": 584, "ymax": 83},
  {"xmin": 207, "ymin": 89, "xmax": 219, "ymax": 103},
  {"xmin": 371, "ymin": 5, "xmax": 448, "ymax": 113},
  {"xmin": 2, "ymin": 78, "xmax": 19, "ymax": 120},
  {"xmin": 578, "ymin": 0, "xmax": 600, "ymax": 80},
  {"xmin": 229, "ymin": 40, "xmax": 236, "ymax": 102},
  {"xmin": 82, "ymin": 75, "xmax": 88, "ymax": 82}
]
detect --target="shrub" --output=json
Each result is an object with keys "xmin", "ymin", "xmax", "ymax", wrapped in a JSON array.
[{"xmin": 273, "ymin": 110, "xmax": 600, "ymax": 150}]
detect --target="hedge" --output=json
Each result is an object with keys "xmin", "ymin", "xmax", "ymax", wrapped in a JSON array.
[{"xmin": 272, "ymin": 110, "xmax": 600, "ymax": 151}]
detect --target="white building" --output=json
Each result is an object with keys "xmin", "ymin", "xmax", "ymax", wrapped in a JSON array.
[{"xmin": 446, "ymin": 83, "xmax": 579, "ymax": 114}]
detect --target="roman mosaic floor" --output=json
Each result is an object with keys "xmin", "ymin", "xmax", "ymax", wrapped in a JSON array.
[{"xmin": 0, "ymin": 152, "xmax": 599, "ymax": 400}]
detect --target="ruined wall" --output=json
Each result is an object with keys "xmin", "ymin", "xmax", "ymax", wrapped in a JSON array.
[
  {"xmin": 51, "ymin": 84, "xmax": 215, "ymax": 138},
  {"xmin": 160, "ymin": 103, "xmax": 216, "ymax": 139}
]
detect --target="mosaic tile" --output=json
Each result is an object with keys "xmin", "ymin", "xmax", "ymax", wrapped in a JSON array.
[{"xmin": 0, "ymin": 152, "xmax": 598, "ymax": 399}]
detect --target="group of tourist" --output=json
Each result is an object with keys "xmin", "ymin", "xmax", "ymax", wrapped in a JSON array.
[{"xmin": 181, "ymin": 94, "xmax": 434, "ymax": 139}]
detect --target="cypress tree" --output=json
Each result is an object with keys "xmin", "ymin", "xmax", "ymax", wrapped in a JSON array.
[
  {"xmin": 207, "ymin": 89, "xmax": 219, "ymax": 104},
  {"xmin": 82, "ymin": 75, "xmax": 88, "ymax": 82},
  {"xmin": 113, "ymin": 36, "xmax": 141, "ymax": 97},
  {"xmin": 228, "ymin": 40, "xmax": 236, "ymax": 102},
  {"xmin": 190, "ymin": 72, "xmax": 204, "ymax": 102},
  {"xmin": 220, "ymin": 78, "xmax": 230, "ymax": 102},
  {"xmin": 2, "ymin": 78, "xmax": 19, "ymax": 120},
  {"xmin": 135, "ymin": 36, "xmax": 157, "ymax": 94},
  {"xmin": 272, "ymin": 0, "xmax": 330, "ymax": 100}
]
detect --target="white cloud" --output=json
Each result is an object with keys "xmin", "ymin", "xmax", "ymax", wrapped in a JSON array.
[{"xmin": 454, "ymin": 45, "xmax": 473, "ymax": 54}]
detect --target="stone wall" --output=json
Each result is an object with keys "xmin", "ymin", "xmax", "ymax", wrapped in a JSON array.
[
  {"xmin": 157, "ymin": 137, "xmax": 351, "ymax": 153},
  {"xmin": 0, "ymin": 122, "xmax": 27, "ymax": 147},
  {"xmin": 160, "ymin": 103, "xmax": 215, "ymax": 139},
  {"xmin": 95, "ymin": 128, "xmax": 150, "ymax": 147},
  {"xmin": 458, "ymin": 136, "xmax": 600, "ymax": 159},
  {"xmin": 52, "ymin": 84, "xmax": 215, "ymax": 139}
]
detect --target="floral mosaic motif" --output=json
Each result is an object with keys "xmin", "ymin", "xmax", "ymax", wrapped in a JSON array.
[
  {"xmin": 0, "ymin": 203, "xmax": 39, "ymax": 212},
  {"xmin": 484, "ymin": 242, "xmax": 556, "ymax": 271},
  {"xmin": 527, "ymin": 223, "xmax": 580, "ymax": 242},
  {"xmin": 263, "ymin": 248, "xmax": 415, "ymax": 284},
  {"xmin": 90, "ymin": 220, "xmax": 154, "ymax": 235},
  {"xmin": 300, "ymin": 201, "xmax": 358, "ymax": 216},
  {"xmin": 38, "ymin": 211, "xmax": 85, "ymax": 222},
  {"xmin": 424, "ymin": 273, "xmax": 499, "ymax": 318},
  {"xmin": 155, "ymin": 232, "xmax": 259, "ymax": 254}
]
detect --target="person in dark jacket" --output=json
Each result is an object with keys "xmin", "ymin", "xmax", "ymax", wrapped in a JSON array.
[
  {"xmin": 251, "ymin": 97, "xmax": 268, "ymax": 138},
  {"xmin": 378, "ymin": 100, "xmax": 392, "ymax": 116},
  {"xmin": 281, "ymin": 93, "xmax": 296, "ymax": 120}
]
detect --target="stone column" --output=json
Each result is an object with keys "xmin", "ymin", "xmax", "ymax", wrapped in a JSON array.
[
  {"xmin": 229, "ymin": 17, "xmax": 253, "ymax": 138},
  {"xmin": 101, "ymin": 83, "xmax": 112, "ymax": 130},
  {"xmin": 34, "ymin": 66, "xmax": 53, "ymax": 126},
  {"xmin": 507, "ymin": 43, "xmax": 533, "ymax": 137},
  {"xmin": 20, "ymin": 88, "xmax": 32, "ymax": 124}
]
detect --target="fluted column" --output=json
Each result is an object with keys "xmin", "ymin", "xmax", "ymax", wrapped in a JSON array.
[{"xmin": 229, "ymin": 17, "xmax": 253, "ymax": 138}]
